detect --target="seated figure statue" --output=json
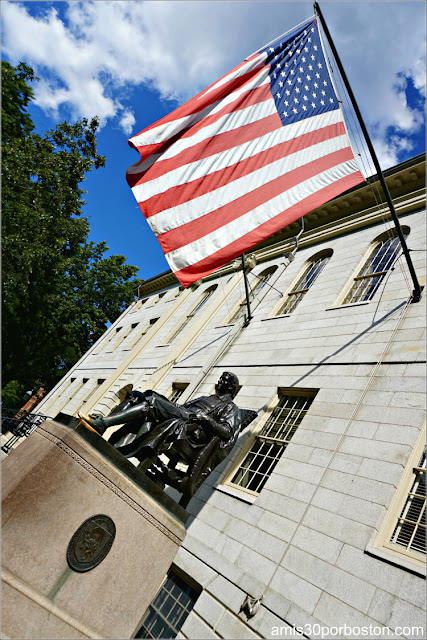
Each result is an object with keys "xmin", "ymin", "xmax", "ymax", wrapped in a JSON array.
[{"xmin": 80, "ymin": 372, "xmax": 256, "ymax": 507}]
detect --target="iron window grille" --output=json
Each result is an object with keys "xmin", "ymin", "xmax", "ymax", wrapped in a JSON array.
[
  {"xmin": 390, "ymin": 449, "xmax": 426, "ymax": 557},
  {"xmin": 168, "ymin": 285, "xmax": 217, "ymax": 343},
  {"xmin": 230, "ymin": 391, "xmax": 316, "ymax": 494},
  {"xmin": 228, "ymin": 267, "xmax": 278, "ymax": 324},
  {"xmin": 342, "ymin": 232, "xmax": 407, "ymax": 304},
  {"xmin": 135, "ymin": 569, "xmax": 200, "ymax": 638},
  {"xmin": 277, "ymin": 254, "xmax": 330, "ymax": 315},
  {"xmin": 169, "ymin": 384, "xmax": 189, "ymax": 403}
]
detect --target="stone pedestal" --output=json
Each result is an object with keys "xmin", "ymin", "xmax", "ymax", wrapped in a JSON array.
[{"xmin": 1, "ymin": 419, "xmax": 188, "ymax": 639}]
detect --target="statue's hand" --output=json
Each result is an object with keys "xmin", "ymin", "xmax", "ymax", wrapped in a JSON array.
[{"xmin": 194, "ymin": 409, "xmax": 208, "ymax": 423}]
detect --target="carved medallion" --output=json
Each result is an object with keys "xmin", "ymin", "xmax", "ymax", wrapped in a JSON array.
[{"xmin": 67, "ymin": 514, "xmax": 116, "ymax": 572}]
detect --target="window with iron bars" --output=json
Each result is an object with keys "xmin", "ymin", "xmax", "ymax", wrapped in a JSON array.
[
  {"xmin": 229, "ymin": 390, "xmax": 317, "ymax": 494},
  {"xmin": 135, "ymin": 568, "xmax": 200, "ymax": 638},
  {"xmin": 277, "ymin": 252, "xmax": 331, "ymax": 315},
  {"xmin": 227, "ymin": 266, "xmax": 278, "ymax": 324},
  {"xmin": 342, "ymin": 230, "xmax": 409, "ymax": 304},
  {"xmin": 169, "ymin": 383, "xmax": 189, "ymax": 403},
  {"xmin": 390, "ymin": 448, "xmax": 426, "ymax": 557},
  {"xmin": 168, "ymin": 285, "xmax": 217, "ymax": 343}
]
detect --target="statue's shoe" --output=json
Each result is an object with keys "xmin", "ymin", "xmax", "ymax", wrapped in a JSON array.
[{"xmin": 77, "ymin": 412, "xmax": 107, "ymax": 435}]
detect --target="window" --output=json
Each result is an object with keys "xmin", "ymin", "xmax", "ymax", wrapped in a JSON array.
[
  {"xmin": 169, "ymin": 383, "xmax": 189, "ymax": 403},
  {"xmin": 390, "ymin": 449, "xmax": 426, "ymax": 556},
  {"xmin": 227, "ymin": 266, "xmax": 278, "ymax": 324},
  {"xmin": 342, "ymin": 229, "xmax": 409, "ymax": 304},
  {"xmin": 229, "ymin": 390, "xmax": 316, "ymax": 494},
  {"xmin": 114, "ymin": 323, "xmax": 139, "ymax": 351},
  {"xmin": 167, "ymin": 285, "xmax": 217, "ymax": 343},
  {"xmin": 127, "ymin": 318, "xmax": 159, "ymax": 350},
  {"xmin": 135, "ymin": 568, "xmax": 200, "ymax": 638},
  {"xmin": 369, "ymin": 426, "xmax": 425, "ymax": 574},
  {"xmin": 276, "ymin": 251, "xmax": 331, "ymax": 315}
]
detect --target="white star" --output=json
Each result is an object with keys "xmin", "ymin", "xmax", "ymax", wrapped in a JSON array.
[
  {"xmin": 269, "ymin": 47, "xmax": 274, "ymax": 52},
  {"xmin": 276, "ymin": 92, "xmax": 281, "ymax": 98},
  {"xmin": 303, "ymin": 95, "xmax": 308, "ymax": 101},
  {"xmin": 287, "ymin": 79, "xmax": 292, "ymax": 85},
  {"xmin": 304, "ymin": 30, "xmax": 307, "ymax": 35},
  {"xmin": 295, "ymin": 87, "xmax": 300, "ymax": 93},
  {"xmin": 308, "ymin": 65, "xmax": 313, "ymax": 70},
  {"xmin": 283, "ymin": 111, "xmax": 288, "ymax": 117},
  {"xmin": 294, "ymin": 97, "xmax": 299, "ymax": 103},
  {"xmin": 273, "ymin": 73, "xmax": 277, "ymax": 79},
  {"xmin": 311, "ymin": 102, "xmax": 316, "ymax": 108},
  {"xmin": 290, "ymin": 69, "xmax": 295, "ymax": 75},
  {"xmin": 314, "ymin": 82, "xmax": 319, "ymax": 88},
  {"xmin": 329, "ymin": 97, "xmax": 334, "ymax": 102},
  {"xmin": 302, "ymin": 105, "xmax": 307, "ymax": 111},
  {"xmin": 279, "ymin": 81, "xmax": 283, "ymax": 87},
  {"xmin": 323, "ymin": 81, "xmax": 327, "ymax": 86},
  {"xmin": 299, "ymin": 66, "xmax": 304, "ymax": 73},
  {"xmin": 306, "ymin": 75, "xmax": 311, "ymax": 80},
  {"xmin": 320, "ymin": 100, "xmax": 325, "ymax": 105},
  {"xmin": 311, "ymin": 27, "xmax": 314, "ymax": 32},
  {"xmin": 304, "ymin": 47, "xmax": 309, "ymax": 53},
  {"xmin": 285, "ymin": 89, "xmax": 290, "ymax": 95},
  {"xmin": 284, "ymin": 100, "xmax": 289, "ymax": 106},
  {"xmin": 316, "ymin": 73, "xmax": 320, "ymax": 79},
  {"xmin": 308, "ymin": 37, "xmax": 312, "ymax": 42},
  {"xmin": 288, "ymin": 51, "xmax": 293, "ymax": 57},
  {"xmin": 321, "ymin": 90, "xmax": 326, "ymax": 95},
  {"xmin": 312, "ymin": 92, "xmax": 317, "ymax": 98},
  {"xmin": 314, "ymin": 45, "xmax": 318, "ymax": 51},
  {"xmin": 318, "ymin": 63, "xmax": 322, "ymax": 68},
  {"xmin": 296, "ymin": 49, "xmax": 300, "ymax": 54},
  {"xmin": 311, "ymin": 55, "xmax": 315, "ymax": 60},
  {"xmin": 276, "ymin": 63, "xmax": 281, "ymax": 69},
  {"xmin": 302, "ymin": 56, "xmax": 306, "ymax": 62},
  {"xmin": 304, "ymin": 84, "xmax": 309, "ymax": 91},
  {"xmin": 293, "ymin": 107, "xmax": 297, "ymax": 113},
  {"xmin": 279, "ymin": 43, "xmax": 283, "ymax": 49}
]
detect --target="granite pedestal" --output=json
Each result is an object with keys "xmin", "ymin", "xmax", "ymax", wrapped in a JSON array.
[{"xmin": 1, "ymin": 418, "xmax": 188, "ymax": 639}]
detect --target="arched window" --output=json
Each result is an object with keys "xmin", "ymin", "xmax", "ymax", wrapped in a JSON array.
[
  {"xmin": 342, "ymin": 228, "xmax": 409, "ymax": 305},
  {"xmin": 168, "ymin": 285, "xmax": 218, "ymax": 343},
  {"xmin": 276, "ymin": 250, "xmax": 332, "ymax": 315},
  {"xmin": 227, "ymin": 266, "xmax": 278, "ymax": 324}
]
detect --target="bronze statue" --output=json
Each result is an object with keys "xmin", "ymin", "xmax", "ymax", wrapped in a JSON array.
[{"xmin": 80, "ymin": 372, "xmax": 257, "ymax": 507}]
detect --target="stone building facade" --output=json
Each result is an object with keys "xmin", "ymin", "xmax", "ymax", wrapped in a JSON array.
[{"xmin": 34, "ymin": 154, "xmax": 425, "ymax": 639}]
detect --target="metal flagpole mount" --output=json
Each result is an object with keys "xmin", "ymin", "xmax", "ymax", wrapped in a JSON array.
[
  {"xmin": 241, "ymin": 254, "xmax": 253, "ymax": 325},
  {"xmin": 313, "ymin": 1, "xmax": 423, "ymax": 303}
]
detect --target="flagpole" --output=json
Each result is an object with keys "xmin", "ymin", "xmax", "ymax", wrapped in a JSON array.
[
  {"xmin": 241, "ymin": 254, "xmax": 253, "ymax": 325},
  {"xmin": 314, "ymin": 1, "xmax": 423, "ymax": 303}
]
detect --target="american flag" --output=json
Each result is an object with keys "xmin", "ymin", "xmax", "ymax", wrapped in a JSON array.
[{"xmin": 126, "ymin": 18, "xmax": 364, "ymax": 287}]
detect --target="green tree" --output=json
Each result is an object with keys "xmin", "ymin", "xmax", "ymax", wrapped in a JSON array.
[{"xmin": 2, "ymin": 60, "xmax": 140, "ymax": 401}]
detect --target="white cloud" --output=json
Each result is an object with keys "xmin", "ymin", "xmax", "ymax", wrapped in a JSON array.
[{"xmin": 2, "ymin": 1, "xmax": 425, "ymax": 163}]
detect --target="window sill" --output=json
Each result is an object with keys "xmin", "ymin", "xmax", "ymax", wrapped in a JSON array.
[
  {"xmin": 262, "ymin": 314, "xmax": 291, "ymax": 321},
  {"xmin": 365, "ymin": 544, "xmax": 426, "ymax": 578},
  {"xmin": 215, "ymin": 484, "xmax": 257, "ymax": 504},
  {"xmin": 326, "ymin": 301, "xmax": 370, "ymax": 310}
]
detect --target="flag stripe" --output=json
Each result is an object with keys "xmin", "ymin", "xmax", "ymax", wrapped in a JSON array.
[
  {"xmin": 141, "ymin": 120, "xmax": 345, "ymax": 225},
  {"xmin": 173, "ymin": 171, "xmax": 363, "ymax": 287},
  {"xmin": 160, "ymin": 148, "xmax": 356, "ymax": 256},
  {"xmin": 128, "ymin": 57, "xmax": 267, "ymax": 152},
  {"xmin": 132, "ymin": 108, "xmax": 343, "ymax": 202},
  {"xmin": 147, "ymin": 128, "xmax": 350, "ymax": 236}
]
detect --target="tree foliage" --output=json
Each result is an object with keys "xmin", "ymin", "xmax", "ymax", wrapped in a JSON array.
[{"xmin": 2, "ymin": 60, "xmax": 140, "ymax": 399}]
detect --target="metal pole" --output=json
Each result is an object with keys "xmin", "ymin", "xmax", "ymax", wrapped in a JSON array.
[
  {"xmin": 314, "ymin": 2, "xmax": 422, "ymax": 303},
  {"xmin": 241, "ymin": 254, "xmax": 253, "ymax": 324}
]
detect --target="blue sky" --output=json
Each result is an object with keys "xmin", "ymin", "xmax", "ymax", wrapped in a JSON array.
[{"xmin": 2, "ymin": 1, "xmax": 426, "ymax": 281}]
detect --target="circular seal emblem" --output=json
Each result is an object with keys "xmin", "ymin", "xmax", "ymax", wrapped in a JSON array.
[{"xmin": 67, "ymin": 514, "xmax": 116, "ymax": 572}]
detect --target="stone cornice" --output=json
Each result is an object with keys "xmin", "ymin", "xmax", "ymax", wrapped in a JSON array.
[{"xmin": 134, "ymin": 154, "xmax": 425, "ymax": 296}]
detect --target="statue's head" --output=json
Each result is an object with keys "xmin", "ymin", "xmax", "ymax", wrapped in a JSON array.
[{"xmin": 216, "ymin": 371, "xmax": 239, "ymax": 398}]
